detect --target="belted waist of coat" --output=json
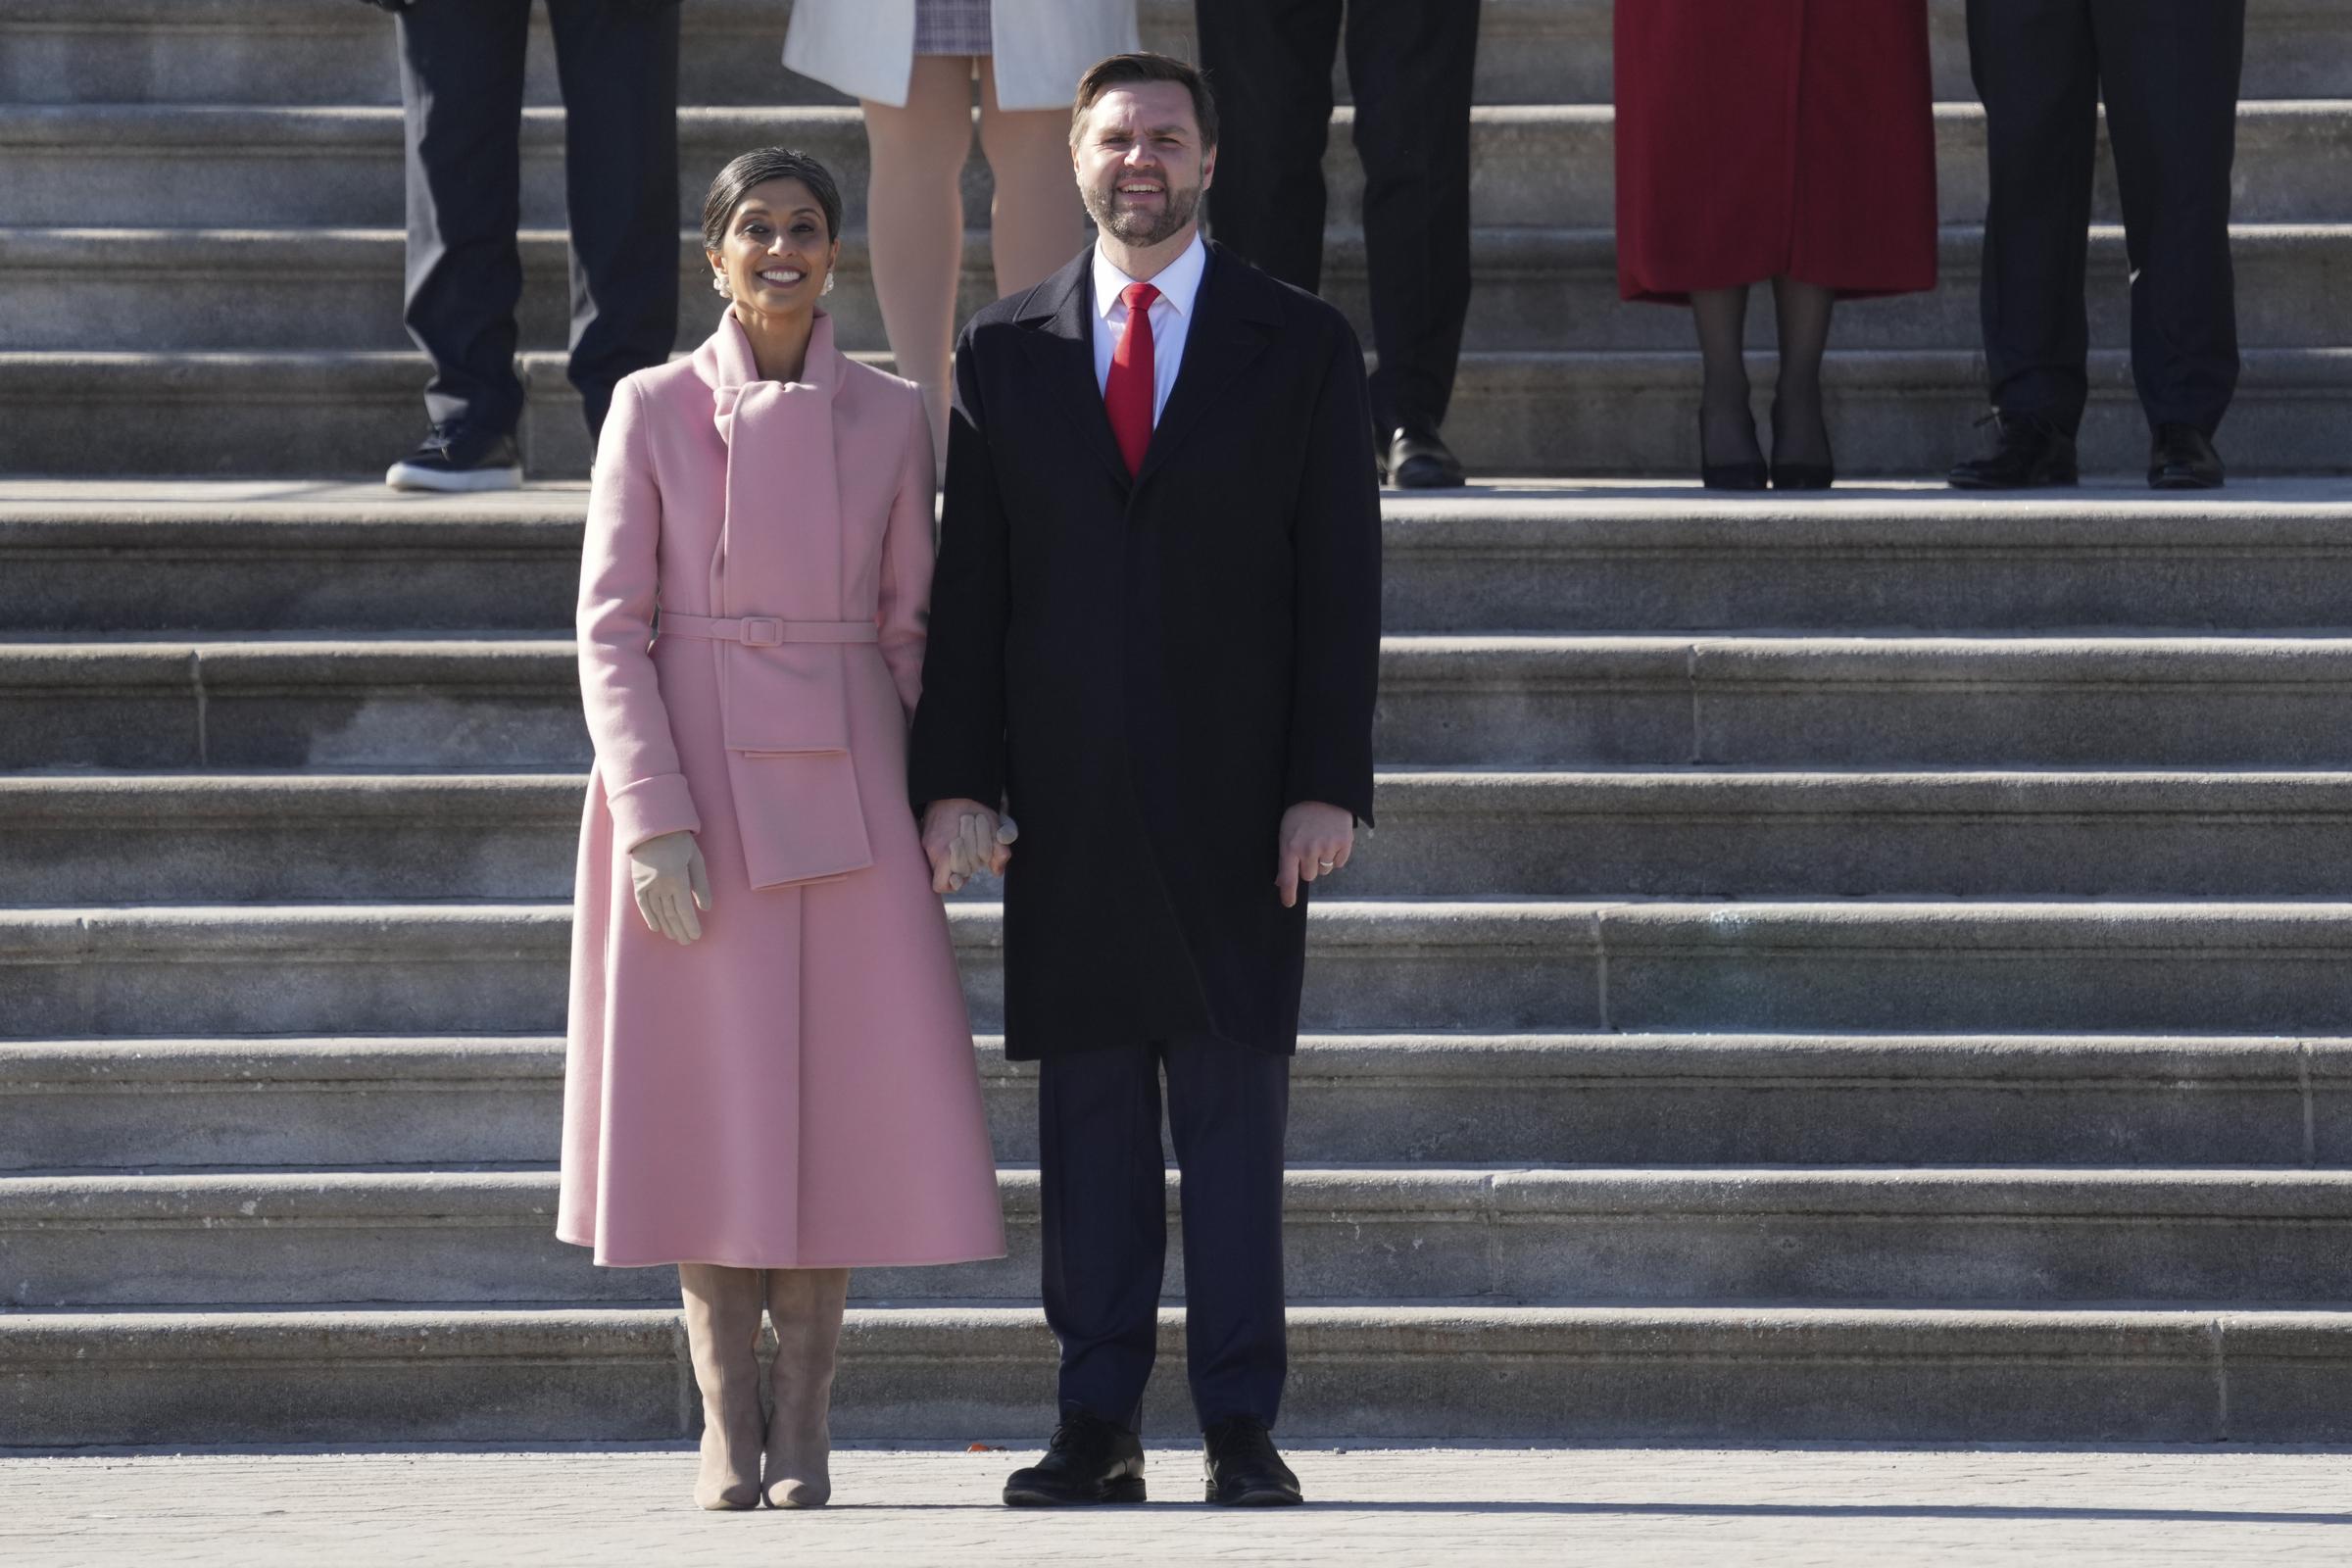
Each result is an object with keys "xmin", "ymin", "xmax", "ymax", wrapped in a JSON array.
[{"xmin": 660, "ymin": 612, "xmax": 879, "ymax": 647}]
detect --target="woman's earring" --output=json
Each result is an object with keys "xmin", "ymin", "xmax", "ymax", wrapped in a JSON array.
[
  {"xmin": 710, "ymin": 273, "xmax": 729, "ymax": 297},
  {"xmin": 821, "ymin": 272, "xmax": 836, "ymax": 297}
]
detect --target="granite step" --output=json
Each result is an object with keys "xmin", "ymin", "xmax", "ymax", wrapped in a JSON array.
[
  {"xmin": 11, "ymin": 1164, "xmax": 2352, "ymax": 1310},
  {"xmin": 23, "ymin": 768, "xmax": 2352, "ymax": 903},
  {"xmin": 9, "ymin": 1032, "xmax": 2337, "ymax": 1173},
  {"xmin": 28, "ymin": 633, "xmax": 2352, "ymax": 770},
  {"xmin": 6, "ymin": 1301, "xmax": 2347, "ymax": 1445},
  {"xmin": 6, "ymin": 102, "xmax": 2345, "ymax": 233},
  {"xmin": 4, "ymin": 0, "xmax": 2346, "ymax": 107},
  {"xmin": 4, "ymin": 346, "xmax": 2349, "ymax": 481},
  {"xmin": 10, "ymin": 223, "xmax": 2350, "ymax": 356},
  {"xmin": 13, "ymin": 899, "xmax": 2352, "ymax": 1039},
  {"xmin": 11, "ymin": 481, "xmax": 2352, "ymax": 637}
]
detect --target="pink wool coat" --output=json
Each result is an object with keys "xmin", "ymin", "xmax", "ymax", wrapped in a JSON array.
[{"xmin": 556, "ymin": 309, "xmax": 1006, "ymax": 1271}]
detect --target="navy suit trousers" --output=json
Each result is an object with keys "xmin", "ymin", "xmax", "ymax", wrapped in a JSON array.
[{"xmin": 1037, "ymin": 1037, "xmax": 1292, "ymax": 1433}]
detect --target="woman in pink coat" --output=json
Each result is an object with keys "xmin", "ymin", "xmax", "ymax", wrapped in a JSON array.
[{"xmin": 557, "ymin": 147, "xmax": 1006, "ymax": 1512}]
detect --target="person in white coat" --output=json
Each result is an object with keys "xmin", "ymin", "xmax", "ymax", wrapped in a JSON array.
[{"xmin": 785, "ymin": 0, "xmax": 1141, "ymax": 464}]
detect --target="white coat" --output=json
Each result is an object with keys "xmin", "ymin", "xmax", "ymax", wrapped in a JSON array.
[{"xmin": 782, "ymin": 0, "xmax": 1142, "ymax": 112}]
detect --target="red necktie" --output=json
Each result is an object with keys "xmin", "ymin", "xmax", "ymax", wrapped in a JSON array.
[{"xmin": 1104, "ymin": 281, "xmax": 1159, "ymax": 477}]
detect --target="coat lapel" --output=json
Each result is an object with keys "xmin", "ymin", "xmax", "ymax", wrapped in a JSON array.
[
  {"xmin": 1135, "ymin": 242, "xmax": 1280, "ymax": 487},
  {"xmin": 1015, "ymin": 250, "xmax": 1134, "ymax": 490}
]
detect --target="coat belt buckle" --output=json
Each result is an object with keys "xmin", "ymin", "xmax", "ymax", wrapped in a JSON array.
[{"xmin": 739, "ymin": 616, "xmax": 784, "ymax": 647}]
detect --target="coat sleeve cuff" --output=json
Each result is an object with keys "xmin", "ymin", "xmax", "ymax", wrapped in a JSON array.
[{"xmin": 606, "ymin": 771, "xmax": 702, "ymax": 852}]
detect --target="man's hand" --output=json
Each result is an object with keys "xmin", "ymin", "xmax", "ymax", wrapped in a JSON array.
[
  {"xmin": 629, "ymin": 829, "xmax": 712, "ymax": 945},
  {"xmin": 922, "ymin": 798, "xmax": 1017, "ymax": 893},
  {"xmin": 1275, "ymin": 802, "xmax": 1355, "ymax": 908}
]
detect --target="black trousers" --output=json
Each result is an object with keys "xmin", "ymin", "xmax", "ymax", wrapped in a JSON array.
[
  {"xmin": 395, "ymin": 0, "xmax": 680, "ymax": 441},
  {"xmin": 1968, "ymin": 0, "xmax": 2243, "ymax": 436},
  {"xmin": 1195, "ymin": 0, "xmax": 1479, "ymax": 439},
  {"xmin": 1038, "ymin": 1037, "xmax": 1292, "ymax": 1432}
]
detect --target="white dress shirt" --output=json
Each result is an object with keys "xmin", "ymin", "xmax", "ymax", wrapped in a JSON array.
[{"xmin": 1091, "ymin": 232, "xmax": 1207, "ymax": 426}]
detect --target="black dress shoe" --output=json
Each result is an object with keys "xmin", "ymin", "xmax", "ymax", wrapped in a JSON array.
[
  {"xmin": 1202, "ymin": 1416, "xmax": 1302, "ymax": 1506},
  {"xmin": 1947, "ymin": 412, "xmax": 2080, "ymax": 490},
  {"xmin": 1768, "ymin": 399, "xmax": 1836, "ymax": 491},
  {"xmin": 1698, "ymin": 413, "xmax": 1769, "ymax": 492},
  {"xmin": 1003, "ymin": 1409, "xmax": 1146, "ymax": 1506},
  {"xmin": 2149, "ymin": 422, "xmax": 2226, "ymax": 489},
  {"xmin": 1380, "ymin": 426, "xmax": 1467, "ymax": 489}
]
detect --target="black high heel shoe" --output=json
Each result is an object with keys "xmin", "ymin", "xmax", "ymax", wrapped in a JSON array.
[
  {"xmin": 1699, "ymin": 413, "xmax": 1768, "ymax": 491},
  {"xmin": 1769, "ymin": 398, "xmax": 1836, "ymax": 490}
]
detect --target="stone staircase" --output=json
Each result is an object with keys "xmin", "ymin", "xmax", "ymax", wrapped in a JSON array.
[{"xmin": 7, "ymin": 0, "xmax": 2352, "ymax": 1448}]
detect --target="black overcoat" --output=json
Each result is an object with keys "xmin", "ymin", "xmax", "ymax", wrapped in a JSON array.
[{"xmin": 908, "ymin": 240, "xmax": 1382, "ymax": 1061}]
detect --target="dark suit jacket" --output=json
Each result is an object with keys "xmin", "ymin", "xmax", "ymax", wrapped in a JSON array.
[{"xmin": 908, "ymin": 239, "xmax": 1382, "ymax": 1060}]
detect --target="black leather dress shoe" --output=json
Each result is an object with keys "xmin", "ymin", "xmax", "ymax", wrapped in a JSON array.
[
  {"xmin": 1381, "ymin": 426, "xmax": 1467, "ymax": 489},
  {"xmin": 2149, "ymin": 422, "xmax": 2226, "ymax": 489},
  {"xmin": 1003, "ymin": 1409, "xmax": 1146, "ymax": 1506},
  {"xmin": 1202, "ymin": 1416, "xmax": 1302, "ymax": 1506},
  {"xmin": 1947, "ymin": 412, "xmax": 2081, "ymax": 490}
]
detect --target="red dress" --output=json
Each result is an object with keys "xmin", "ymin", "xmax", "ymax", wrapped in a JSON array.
[{"xmin": 1614, "ymin": 0, "xmax": 1938, "ymax": 304}]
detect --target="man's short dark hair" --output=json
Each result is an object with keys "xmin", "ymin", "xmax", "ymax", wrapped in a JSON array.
[
  {"xmin": 701, "ymin": 147, "xmax": 844, "ymax": 250},
  {"xmin": 1070, "ymin": 52, "xmax": 1218, "ymax": 150}
]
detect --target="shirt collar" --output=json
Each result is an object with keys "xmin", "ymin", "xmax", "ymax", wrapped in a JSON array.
[{"xmin": 1094, "ymin": 230, "xmax": 1207, "ymax": 320}]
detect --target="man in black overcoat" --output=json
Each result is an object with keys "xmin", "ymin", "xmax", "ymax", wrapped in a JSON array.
[
  {"xmin": 907, "ymin": 52, "xmax": 1381, "ymax": 1511},
  {"xmin": 1950, "ymin": 0, "xmax": 2245, "ymax": 490}
]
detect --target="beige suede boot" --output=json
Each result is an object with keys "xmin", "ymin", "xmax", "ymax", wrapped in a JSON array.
[
  {"xmin": 680, "ymin": 1262, "xmax": 767, "ymax": 1510},
  {"xmin": 762, "ymin": 1266, "xmax": 850, "ymax": 1508}
]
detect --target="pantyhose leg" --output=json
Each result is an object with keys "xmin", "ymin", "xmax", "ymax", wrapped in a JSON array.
[
  {"xmin": 1690, "ymin": 285, "xmax": 1763, "ymax": 468},
  {"xmin": 978, "ymin": 60, "xmax": 1089, "ymax": 302},
  {"xmin": 1770, "ymin": 275, "xmax": 1838, "ymax": 468},
  {"xmin": 862, "ymin": 56, "xmax": 978, "ymax": 466}
]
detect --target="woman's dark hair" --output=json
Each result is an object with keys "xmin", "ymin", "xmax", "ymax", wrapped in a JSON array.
[
  {"xmin": 1070, "ymin": 51, "xmax": 1218, "ymax": 149},
  {"xmin": 701, "ymin": 147, "xmax": 844, "ymax": 249}
]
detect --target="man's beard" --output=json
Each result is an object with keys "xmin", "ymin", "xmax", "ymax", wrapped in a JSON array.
[{"xmin": 1083, "ymin": 179, "xmax": 1201, "ymax": 247}]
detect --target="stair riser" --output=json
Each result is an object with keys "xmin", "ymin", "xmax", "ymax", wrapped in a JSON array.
[
  {"xmin": 26, "ymin": 667, "xmax": 2352, "ymax": 768},
  {"xmin": 23, "ymin": 519, "xmax": 2352, "ymax": 636},
  {"xmin": 5, "ymin": 108, "xmax": 2341, "ymax": 231},
  {"xmin": 24, "ymin": 798, "xmax": 2352, "ymax": 900},
  {"xmin": 16, "ymin": 1201, "xmax": 2350, "ymax": 1308},
  {"xmin": 14, "ymin": 908, "xmax": 2352, "ymax": 1037},
  {"xmin": 6, "ymin": 0, "xmax": 2347, "ymax": 106},
  {"xmin": 13, "ymin": 230, "xmax": 2350, "ymax": 355},
  {"xmin": 9, "ymin": 350, "xmax": 2345, "ymax": 479},
  {"xmin": 5, "ymin": 1059, "xmax": 2333, "ymax": 1172},
  {"xmin": 8, "ymin": 1311, "xmax": 2345, "ymax": 1444}
]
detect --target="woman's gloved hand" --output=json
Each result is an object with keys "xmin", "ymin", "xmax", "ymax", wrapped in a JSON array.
[{"xmin": 630, "ymin": 829, "xmax": 713, "ymax": 945}]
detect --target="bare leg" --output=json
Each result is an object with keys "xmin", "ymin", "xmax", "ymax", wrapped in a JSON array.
[
  {"xmin": 1770, "ymin": 275, "xmax": 1838, "ymax": 468},
  {"xmin": 1690, "ymin": 285, "xmax": 1762, "ymax": 468},
  {"xmin": 862, "ymin": 55, "xmax": 978, "ymax": 464},
  {"xmin": 762, "ymin": 1265, "xmax": 851, "ymax": 1508},
  {"xmin": 979, "ymin": 59, "xmax": 1090, "ymax": 299},
  {"xmin": 679, "ymin": 1262, "xmax": 766, "ymax": 1510}
]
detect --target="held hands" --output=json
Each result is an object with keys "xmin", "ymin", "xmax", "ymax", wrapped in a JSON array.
[
  {"xmin": 922, "ymin": 799, "xmax": 1018, "ymax": 894},
  {"xmin": 630, "ymin": 829, "xmax": 712, "ymax": 945},
  {"xmin": 1275, "ymin": 802, "xmax": 1355, "ymax": 908}
]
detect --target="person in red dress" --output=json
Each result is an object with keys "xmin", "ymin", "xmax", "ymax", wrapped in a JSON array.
[{"xmin": 1615, "ymin": 0, "xmax": 1938, "ymax": 488}]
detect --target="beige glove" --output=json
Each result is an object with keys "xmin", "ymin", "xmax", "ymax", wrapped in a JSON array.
[{"xmin": 630, "ymin": 829, "xmax": 713, "ymax": 945}]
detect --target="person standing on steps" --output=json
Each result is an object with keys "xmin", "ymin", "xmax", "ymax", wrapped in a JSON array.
[
  {"xmin": 909, "ymin": 53, "xmax": 1381, "ymax": 1510},
  {"xmin": 368, "ymin": 0, "xmax": 683, "ymax": 492},
  {"xmin": 782, "ymin": 0, "xmax": 1141, "ymax": 476},
  {"xmin": 1950, "ymin": 0, "xmax": 2246, "ymax": 491},
  {"xmin": 1194, "ymin": 0, "xmax": 1479, "ymax": 489},
  {"xmin": 559, "ymin": 149, "xmax": 1006, "ymax": 1511},
  {"xmin": 1613, "ymin": 0, "xmax": 1938, "ymax": 491}
]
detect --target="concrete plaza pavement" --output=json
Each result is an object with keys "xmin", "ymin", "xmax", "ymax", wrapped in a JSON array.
[{"xmin": 4, "ymin": 1443, "xmax": 2349, "ymax": 1567}]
